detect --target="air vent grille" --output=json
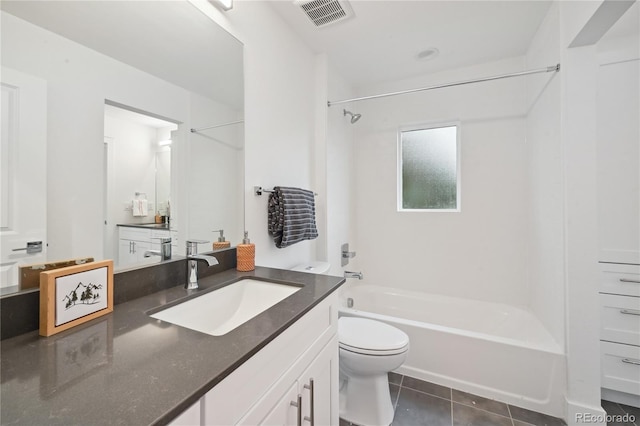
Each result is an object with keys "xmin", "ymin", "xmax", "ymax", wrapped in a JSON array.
[{"xmin": 296, "ymin": 0, "xmax": 354, "ymax": 28}]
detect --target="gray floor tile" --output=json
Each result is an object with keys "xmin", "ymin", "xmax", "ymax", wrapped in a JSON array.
[
  {"xmin": 393, "ymin": 387, "xmax": 452, "ymax": 426},
  {"xmin": 617, "ymin": 403, "xmax": 640, "ymax": 420},
  {"xmin": 513, "ymin": 421, "xmax": 536, "ymax": 426},
  {"xmin": 389, "ymin": 371, "xmax": 403, "ymax": 386},
  {"xmin": 509, "ymin": 405, "xmax": 566, "ymax": 426},
  {"xmin": 452, "ymin": 402, "xmax": 513, "ymax": 426},
  {"xmin": 339, "ymin": 418, "xmax": 352, "ymax": 426},
  {"xmin": 390, "ymin": 383, "xmax": 400, "ymax": 409},
  {"xmin": 602, "ymin": 400, "xmax": 627, "ymax": 416},
  {"xmin": 452, "ymin": 389, "xmax": 511, "ymax": 417},
  {"xmin": 401, "ymin": 376, "xmax": 451, "ymax": 400},
  {"xmin": 601, "ymin": 401, "xmax": 636, "ymax": 426}
]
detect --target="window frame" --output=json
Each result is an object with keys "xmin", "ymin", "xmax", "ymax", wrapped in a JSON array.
[{"xmin": 397, "ymin": 121, "xmax": 462, "ymax": 213}]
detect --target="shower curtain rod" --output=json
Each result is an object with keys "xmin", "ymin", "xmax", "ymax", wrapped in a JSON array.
[
  {"xmin": 327, "ymin": 63, "xmax": 560, "ymax": 107},
  {"xmin": 190, "ymin": 119, "xmax": 244, "ymax": 133}
]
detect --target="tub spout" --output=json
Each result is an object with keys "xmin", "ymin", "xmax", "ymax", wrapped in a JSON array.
[{"xmin": 344, "ymin": 271, "xmax": 363, "ymax": 280}]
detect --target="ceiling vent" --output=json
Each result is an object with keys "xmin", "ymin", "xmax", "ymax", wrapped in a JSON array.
[{"xmin": 295, "ymin": 0, "xmax": 355, "ymax": 28}]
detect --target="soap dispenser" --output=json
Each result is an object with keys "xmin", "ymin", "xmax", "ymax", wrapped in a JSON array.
[
  {"xmin": 236, "ymin": 231, "xmax": 255, "ymax": 271},
  {"xmin": 212, "ymin": 230, "xmax": 231, "ymax": 250}
]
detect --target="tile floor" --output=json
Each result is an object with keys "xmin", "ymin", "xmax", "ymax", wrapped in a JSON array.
[
  {"xmin": 340, "ymin": 373, "xmax": 640, "ymax": 425},
  {"xmin": 601, "ymin": 400, "xmax": 640, "ymax": 426},
  {"xmin": 340, "ymin": 372, "xmax": 567, "ymax": 426}
]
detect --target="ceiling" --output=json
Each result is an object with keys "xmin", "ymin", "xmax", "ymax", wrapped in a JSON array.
[
  {"xmin": 1, "ymin": 1, "xmax": 244, "ymax": 110},
  {"xmin": 268, "ymin": 0, "xmax": 553, "ymax": 90}
]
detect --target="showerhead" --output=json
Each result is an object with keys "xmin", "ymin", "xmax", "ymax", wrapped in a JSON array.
[{"xmin": 343, "ymin": 109, "xmax": 362, "ymax": 124}]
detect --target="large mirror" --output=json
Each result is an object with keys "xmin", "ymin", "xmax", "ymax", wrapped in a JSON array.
[{"xmin": 0, "ymin": 1, "xmax": 244, "ymax": 295}]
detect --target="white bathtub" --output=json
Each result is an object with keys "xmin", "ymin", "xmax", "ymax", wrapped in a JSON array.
[{"xmin": 340, "ymin": 285, "xmax": 566, "ymax": 418}]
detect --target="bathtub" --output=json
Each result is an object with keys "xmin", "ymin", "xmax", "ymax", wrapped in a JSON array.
[{"xmin": 340, "ymin": 285, "xmax": 566, "ymax": 418}]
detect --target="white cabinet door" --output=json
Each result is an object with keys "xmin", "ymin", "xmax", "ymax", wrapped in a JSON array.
[
  {"xmin": 299, "ymin": 337, "xmax": 339, "ymax": 426},
  {"xmin": 597, "ymin": 52, "xmax": 639, "ymax": 264},
  {"xmin": 243, "ymin": 382, "xmax": 299, "ymax": 426},
  {"xmin": 0, "ymin": 67, "xmax": 47, "ymax": 290},
  {"xmin": 118, "ymin": 239, "xmax": 136, "ymax": 266}
]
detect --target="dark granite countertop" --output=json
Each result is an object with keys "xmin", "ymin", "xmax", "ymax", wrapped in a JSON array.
[
  {"xmin": 0, "ymin": 267, "xmax": 344, "ymax": 425},
  {"xmin": 117, "ymin": 223, "xmax": 172, "ymax": 230}
]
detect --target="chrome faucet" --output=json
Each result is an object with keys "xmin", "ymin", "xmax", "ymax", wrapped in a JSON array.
[
  {"xmin": 344, "ymin": 271, "xmax": 363, "ymax": 280},
  {"xmin": 185, "ymin": 240, "xmax": 219, "ymax": 290},
  {"xmin": 144, "ymin": 237, "xmax": 172, "ymax": 261}
]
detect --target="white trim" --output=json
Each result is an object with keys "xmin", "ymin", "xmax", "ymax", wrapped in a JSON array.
[
  {"xmin": 566, "ymin": 397, "xmax": 607, "ymax": 426},
  {"xmin": 397, "ymin": 121, "xmax": 461, "ymax": 213}
]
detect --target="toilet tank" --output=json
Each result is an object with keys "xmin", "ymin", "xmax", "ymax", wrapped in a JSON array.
[{"xmin": 291, "ymin": 261, "xmax": 330, "ymax": 274}]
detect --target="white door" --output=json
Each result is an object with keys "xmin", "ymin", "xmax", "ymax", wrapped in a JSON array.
[{"xmin": 0, "ymin": 67, "xmax": 47, "ymax": 291}]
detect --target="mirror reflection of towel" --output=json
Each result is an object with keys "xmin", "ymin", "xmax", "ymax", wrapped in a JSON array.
[{"xmin": 132, "ymin": 199, "xmax": 148, "ymax": 217}]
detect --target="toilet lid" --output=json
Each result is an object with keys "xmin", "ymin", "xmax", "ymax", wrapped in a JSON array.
[{"xmin": 339, "ymin": 317, "xmax": 409, "ymax": 355}]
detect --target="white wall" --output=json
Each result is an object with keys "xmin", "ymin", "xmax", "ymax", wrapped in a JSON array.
[
  {"xmin": 187, "ymin": 92, "xmax": 244, "ymax": 247},
  {"xmin": 558, "ymin": 1, "xmax": 623, "ymax": 423},
  {"xmin": 525, "ymin": 1, "xmax": 565, "ymax": 350},
  {"xmin": 351, "ymin": 57, "xmax": 531, "ymax": 306},
  {"xmin": 103, "ymin": 114, "xmax": 158, "ymax": 260},
  {"xmin": 325, "ymin": 62, "xmax": 357, "ymax": 277},
  {"xmin": 218, "ymin": 2, "xmax": 319, "ymax": 269}
]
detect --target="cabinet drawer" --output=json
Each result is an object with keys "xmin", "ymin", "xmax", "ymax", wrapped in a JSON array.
[
  {"xmin": 601, "ymin": 294, "xmax": 640, "ymax": 346},
  {"xmin": 600, "ymin": 263, "xmax": 640, "ymax": 297},
  {"xmin": 150, "ymin": 229, "xmax": 171, "ymax": 239},
  {"xmin": 119, "ymin": 227, "xmax": 151, "ymax": 241},
  {"xmin": 601, "ymin": 341, "xmax": 640, "ymax": 396}
]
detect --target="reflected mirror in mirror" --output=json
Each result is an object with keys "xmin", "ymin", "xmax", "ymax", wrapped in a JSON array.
[
  {"xmin": 103, "ymin": 103, "xmax": 178, "ymax": 269},
  {"xmin": 0, "ymin": 1, "xmax": 244, "ymax": 296}
]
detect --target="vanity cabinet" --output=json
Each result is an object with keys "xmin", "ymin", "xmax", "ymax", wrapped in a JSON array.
[
  {"xmin": 239, "ymin": 335, "xmax": 337, "ymax": 425},
  {"xmin": 117, "ymin": 226, "xmax": 176, "ymax": 267},
  {"xmin": 169, "ymin": 291, "xmax": 339, "ymax": 426},
  {"xmin": 599, "ymin": 263, "xmax": 640, "ymax": 407}
]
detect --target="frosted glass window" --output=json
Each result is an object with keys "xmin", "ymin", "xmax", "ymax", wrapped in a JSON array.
[{"xmin": 399, "ymin": 124, "xmax": 459, "ymax": 211}]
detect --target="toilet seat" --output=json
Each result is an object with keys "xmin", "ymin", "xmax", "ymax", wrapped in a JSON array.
[{"xmin": 339, "ymin": 317, "xmax": 409, "ymax": 356}]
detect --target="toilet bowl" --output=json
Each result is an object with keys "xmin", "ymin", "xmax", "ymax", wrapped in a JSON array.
[{"xmin": 339, "ymin": 317, "xmax": 409, "ymax": 426}]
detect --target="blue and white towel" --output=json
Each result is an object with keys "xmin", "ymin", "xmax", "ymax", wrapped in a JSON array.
[{"xmin": 268, "ymin": 187, "xmax": 318, "ymax": 248}]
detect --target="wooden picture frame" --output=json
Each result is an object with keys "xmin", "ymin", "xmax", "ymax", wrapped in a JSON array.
[{"xmin": 39, "ymin": 260, "xmax": 114, "ymax": 337}]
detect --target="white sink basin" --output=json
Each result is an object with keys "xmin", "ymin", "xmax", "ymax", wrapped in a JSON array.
[{"xmin": 150, "ymin": 279, "xmax": 301, "ymax": 336}]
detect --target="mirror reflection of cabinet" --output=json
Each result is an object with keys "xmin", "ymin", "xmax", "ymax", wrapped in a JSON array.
[{"xmin": 117, "ymin": 226, "xmax": 177, "ymax": 268}]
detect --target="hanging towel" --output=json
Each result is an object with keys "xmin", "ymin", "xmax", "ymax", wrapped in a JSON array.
[
  {"xmin": 268, "ymin": 186, "xmax": 318, "ymax": 248},
  {"xmin": 132, "ymin": 199, "xmax": 148, "ymax": 217}
]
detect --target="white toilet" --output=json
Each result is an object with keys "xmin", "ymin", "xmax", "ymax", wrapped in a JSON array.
[
  {"xmin": 339, "ymin": 317, "xmax": 409, "ymax": 426},
  {"xmin": 290, "ymin": 261, "xmax": 331, "ymax": 275}
]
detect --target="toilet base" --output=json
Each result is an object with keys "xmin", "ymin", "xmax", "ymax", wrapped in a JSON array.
[{"xmin": 339, "ymin": 372, "xmax": 395, "ymax": 426}]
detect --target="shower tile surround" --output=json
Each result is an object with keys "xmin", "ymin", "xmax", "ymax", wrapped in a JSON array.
[{"xmin": 340, "ymin": 372, "xmax": 569, "ymax": 426}]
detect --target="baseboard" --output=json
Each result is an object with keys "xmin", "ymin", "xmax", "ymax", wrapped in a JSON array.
[
  {"xmin": 601, "ymin": 388, "xmax": 640, "ymax": 408},
  {"xmin": 566, "ymin": 397, "xmax": 607, "ymax": 426}
]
